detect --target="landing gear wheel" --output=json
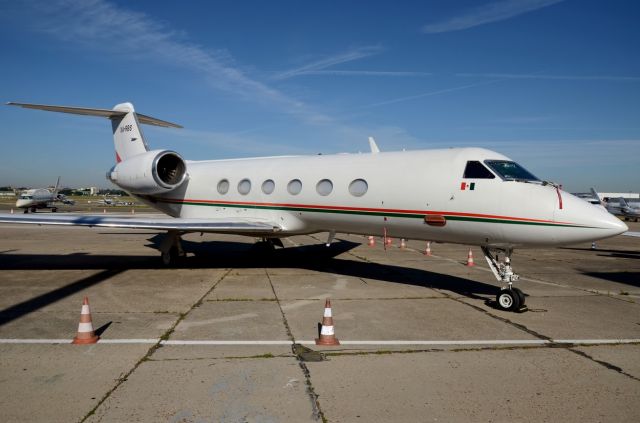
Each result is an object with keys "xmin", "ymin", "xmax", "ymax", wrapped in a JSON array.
[
  {"xmin": 52, "ymin": 207, "xmax": 57, "ymax": 213},
  {"xmin": 496, "ymin": 288, "xmax": 520, "ymax": 311},
  {"xmin": 161, "ymin": 246, "xmax": 180, "ymax": 266},
  {"xmin": 30, "ymin": 207, "xmax": 36, "ymax": 213},
  {"xmin": 512, "ymin": 287, "xmax": 526, "ymax": 307}
]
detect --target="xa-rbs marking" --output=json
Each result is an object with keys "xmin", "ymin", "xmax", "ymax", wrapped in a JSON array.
[{"xmin": 2, "ymin": 101, "xmax": 628, "ymax": 312}]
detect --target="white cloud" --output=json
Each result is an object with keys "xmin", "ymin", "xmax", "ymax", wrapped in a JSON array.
[
  {"xmin": 20, "ymin": 0, "xmax": 332, "ymax": 124},
  {"xmin": 290, "ymin": 70, "xmax": 432, "ymax": 77},
  {"xmin": 422, "ymin": 0, "xmax": 564, "ymax": 34},
  {"xmin": 457, "ymin": 73, "xmax": 640, "ymax": 82},
  {"xmin": 361, "ymin": 79, "xmax": 503, "ymax": 108},
  {"xmin": 272, "ymin": 46, "xmax": 383, "ymax": 80}
]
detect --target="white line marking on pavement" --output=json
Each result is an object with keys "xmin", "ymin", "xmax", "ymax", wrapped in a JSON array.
[{"xmin": 0, "ymin": 338, "xmax": 639, "ymax": 345}]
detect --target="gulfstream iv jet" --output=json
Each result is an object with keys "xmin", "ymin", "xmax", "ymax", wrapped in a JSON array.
[{"xmin": 1, "ymin": 102, "xmax": 628, "ymax": 312}]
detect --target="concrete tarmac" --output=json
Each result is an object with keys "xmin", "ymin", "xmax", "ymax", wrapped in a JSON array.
[{"xmin": 0, "ymin": 216, "xmax": 638, "ymax": 422}]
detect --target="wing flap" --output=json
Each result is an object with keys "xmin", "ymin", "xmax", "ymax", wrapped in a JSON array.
[{"xmin": 0, "ymin": 214, "xmax": 280, "ymax": 233}]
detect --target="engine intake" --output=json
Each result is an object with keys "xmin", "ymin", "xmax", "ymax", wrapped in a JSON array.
[{"xmin": 108, "ymin": 150, "xmax": 188, "ymax": 195}]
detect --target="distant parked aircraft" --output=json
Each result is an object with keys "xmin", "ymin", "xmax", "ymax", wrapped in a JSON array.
[{"xmin": 15, "ymin": 176, "xmax": 75, "ymax": 213}]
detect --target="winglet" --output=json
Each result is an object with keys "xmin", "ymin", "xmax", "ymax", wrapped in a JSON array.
[{"xmin": 368, "ymin": 136, "xmax": 380, "ymax": 154}]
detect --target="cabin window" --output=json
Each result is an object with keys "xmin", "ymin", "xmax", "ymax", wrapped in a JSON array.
[
  {"xmin": 261, "ymin": 179, "xmax": 275, "ymax": 194},
  {"xmin": 349, "ymin": 179, "xmax": 368, "ymax": 197},
  {"xmin": 287, "ymin": 179, "xmax": 302, "ymax": 195},
  {"xmin": 463, "ymin": 161, "xmax": 495, "ymax": 179},
  {"xmin": 485, "ymin": 160, "xmax": 539, "ymax": 181},
  {"xmin": 316, "ymin": 179, "xmax": 333, "ymax": 196},
  {"xmin": 237, "ymin": 178, "xmax": 251, "ymax": 195},
  {"xmin": 217, "ymin": 179, "xmax": 229, "ymax": 195}
]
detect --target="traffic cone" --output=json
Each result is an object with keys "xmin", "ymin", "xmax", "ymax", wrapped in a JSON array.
[
  {"xmin": 131, "ymin": 208, "xmax": 135, "ymax": 214},
  {"xmin": 400, "ymin": 238, "xmax": 407, "ymax": 249},
  {"xmin": 466, "ymin": 248, "xmax": 475, "ymax": 267},
  {"xmin": 424, "ymin": 241, "xmax": 432, "ymax": 256},
  {"xmin": 72, "ymin": 297, "xmax": 99, "ymax": 344},
  {"xmin": 315, "ymin": 299, "xmax": 340, "ymax": 346},
  {"xmin": 367, "ymin": 236, "xmax": 375, "ymax": 247},
  {"xmin": 10, "ymin": 208, "xmax": 14, "ymax": 214},
  {"xmin": 103, "ymin": 208, "xmax": 106, "ymax": 214},
  {"xmin": 385, "ymin": 237, "xmax": 393, "ymax": 247}
]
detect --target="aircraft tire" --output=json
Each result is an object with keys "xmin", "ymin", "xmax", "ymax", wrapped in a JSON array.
[
  {"xmin": 161, "ymin": 246, "xmax": 180, "ymax": 267},
  {"xmin": 52, "ymin": 207, "xmax": 57, "ymax": 213},
  {"xmin": 512, "ymin": 287, "xmax": 526, "ymax": 306},
  {"xmin": 496, "ymin": 288, "xmax": 520, "ymax": 311}
]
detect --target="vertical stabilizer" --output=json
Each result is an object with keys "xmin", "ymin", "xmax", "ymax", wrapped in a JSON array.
[
  {"xmin": 111, "ymin": 103, "xmax": 149, "ymax": 162},
  {"xmin": 53, "ymin": 176, "xmax": 61, "ymax": 195}
]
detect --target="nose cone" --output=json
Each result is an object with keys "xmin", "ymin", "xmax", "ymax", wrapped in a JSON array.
[
  {"xmin": 589, "ymin": 207, "xmax": 628, "ymax": 237},
  {"xmin": 554, "ymin": 192, "xmax": 628, "ymax": 244}
]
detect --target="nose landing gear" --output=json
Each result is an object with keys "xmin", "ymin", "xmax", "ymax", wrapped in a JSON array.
[{"xmin": 481, "ymin": 246, "xmax": 526, "ymax": 312}]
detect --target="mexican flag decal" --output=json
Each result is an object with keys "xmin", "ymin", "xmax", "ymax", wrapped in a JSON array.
[{"xmin": 460, "ymin": 182, "xmax": 475, "ymax": 191}]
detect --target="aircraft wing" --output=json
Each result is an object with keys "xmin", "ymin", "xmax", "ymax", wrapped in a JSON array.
[{"xmin": 0, "ymin": 214, "xmax": 281, "ymax": 234}]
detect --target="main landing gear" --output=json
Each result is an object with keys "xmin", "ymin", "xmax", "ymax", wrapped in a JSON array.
[
  {"xmin": 159, "ymin": 230, "xmax": 186, "ymax": 266},
  {"xmin": 481, "ymin": 246, "xmax": 526, "ymax": 312}
]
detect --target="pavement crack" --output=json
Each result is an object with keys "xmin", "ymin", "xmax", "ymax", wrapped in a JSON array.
[
  {"xmin": 78, "ymin": 268, "xmax": 233, "ymax": 423},
  {"xmin": 438, "ymin": 290, "xmax": 551, "ymax": 341},
  {"xmin": 265, "ymin": 269, "xmax": 326, "ymax": 422},
  {"xmin": 568, "ymin": 348, "xmax": 640, "ymax": 382}
]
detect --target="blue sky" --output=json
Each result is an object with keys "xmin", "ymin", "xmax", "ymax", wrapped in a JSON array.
[{"xmin": 0, "ymin": 0, "xmax": 638, "ymax": 191}]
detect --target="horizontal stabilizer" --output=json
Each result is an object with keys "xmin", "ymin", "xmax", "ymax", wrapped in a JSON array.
[
  {"xmin": 0, "ymin": 214, "xmax": 280, "ymax": 234},
  {"xmin": 7, "ymin": 102, "xmax": 182, "ymax": 128}
]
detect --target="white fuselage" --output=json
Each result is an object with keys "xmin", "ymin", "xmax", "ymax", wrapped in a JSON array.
[
  {"xmin": 127, "ymin": 148, "xmax": 626, "ymax": 249},
  {"xmin": 16, "ymin": 188, "xmax": 55, "ymax": 210}
]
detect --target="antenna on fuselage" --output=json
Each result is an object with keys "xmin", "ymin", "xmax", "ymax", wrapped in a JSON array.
[{"xmin": 368, "ymin": 136, "xmax": 380, "ymax": 154}]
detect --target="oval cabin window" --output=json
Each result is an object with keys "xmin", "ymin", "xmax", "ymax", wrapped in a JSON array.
[
  {"xmin": 316, "ymin": 179, "xmax": 333, "ymax": 196},
  {"xmin": 262, "ymin": 179, "xmax": 275, "ymax": 194},
  {"xmin": 287, "ymin": 179, "xmax": 302, "ymax": 195},
  {"xmin": 349, "ymin": 179, "xmax": 368, "ymax": 197},
  {"xmin": 237, "ymin": 179, "xmax": 251, "ymax": 195},
  {"xmin": 217, "ymin": 179, "xmax": 229, "ymax": 195}
]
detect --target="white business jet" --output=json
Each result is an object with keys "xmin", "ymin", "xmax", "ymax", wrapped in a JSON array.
[
  {"xmin": 0, "ymin": 102, "xmax": 628, "ymax": 311},
  {"xmin": 16, "ymin": 176, "xmax": 75, "ymax": 213}
]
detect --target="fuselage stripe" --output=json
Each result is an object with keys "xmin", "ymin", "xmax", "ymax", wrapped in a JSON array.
[{"xmin": 153, "ymin": 197, "xmax": 595, "ymax": 229}]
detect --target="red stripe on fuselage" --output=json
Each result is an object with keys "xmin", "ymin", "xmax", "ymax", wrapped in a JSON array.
[{"xmin": 159, "ymin": 197, "xmax": 571, "ymax": 225}]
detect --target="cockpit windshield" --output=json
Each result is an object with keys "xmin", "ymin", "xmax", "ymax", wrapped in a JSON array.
[
  {"xmin": 484, "ymin": 160, "xmax": 539, "ymax": 182},
  {"xmin": 20, "ymin": 195, "xmax": 33, "ymax": 200}
]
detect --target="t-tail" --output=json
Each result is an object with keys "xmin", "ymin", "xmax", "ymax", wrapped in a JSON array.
[{"xmin": 7, "ymin": 102, "xmax": 182, "ymax": 163}]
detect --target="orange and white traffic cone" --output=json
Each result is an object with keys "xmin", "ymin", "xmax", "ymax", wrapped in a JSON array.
[
  {"xmin": 367, "ymin": 236, "xmax": 375, "ymax": 247},
  {"xmin": 315, "ymin": 298, "xmax": 340, "ymax": 346},
  {"xmin": 72, "ymin": 297, "xmax": 99, "ymax": 344},
  {"xmin": 103, "ymin": 208, "xmax": 106, "ymax": 214},
  {"xmin": 385, "ymin": 237, "xmax": 393, "ymax": 247},
  {"xmin": 424, "ymin": 241, "xmax": 432, "ymax": 256},
  {"xmin": 10, "ymin": 208, "xmax": 14, "ymax": 214},
  {"xmin": 400, "ymin": 238, "xmax": 407, "ymax": 249},
  {"xmin": 131, "ymin": 208, "xmax": 135, "ymax": 214},
  {"xmin": 466, "ymin": 248, "xmax": 475, "ymax": 267}
]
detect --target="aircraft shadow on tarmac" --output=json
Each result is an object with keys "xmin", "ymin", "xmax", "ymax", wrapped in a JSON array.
[
  {"xmin": 0, "ymin": 238, "xmax": 498, "ymax": 326},
  {"xmin": 582, "ymin": 271, "xmax": 640, "ymax": 287}
]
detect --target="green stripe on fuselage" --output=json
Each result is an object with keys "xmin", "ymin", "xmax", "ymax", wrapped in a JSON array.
[{"xmin": 158, "ymin": 199, "xmax": 590, "ymax": 229}]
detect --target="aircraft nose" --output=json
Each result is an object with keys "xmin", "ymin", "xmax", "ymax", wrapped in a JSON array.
[
  {"xmin": 553, "ymin": 191, "xmax": 628, "ymax": 244},
  {"xmin": 598, "ymin": 209, "xmax": 629, "ymax": 237},
  {"xmin": 568, "ymin": 194, "xmax": 628, "ymax": 239}
]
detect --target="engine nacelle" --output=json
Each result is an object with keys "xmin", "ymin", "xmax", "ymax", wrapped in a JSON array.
[{"xmin": 107, "ymin": 150, "xmax": 188, "ymax": 195}]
